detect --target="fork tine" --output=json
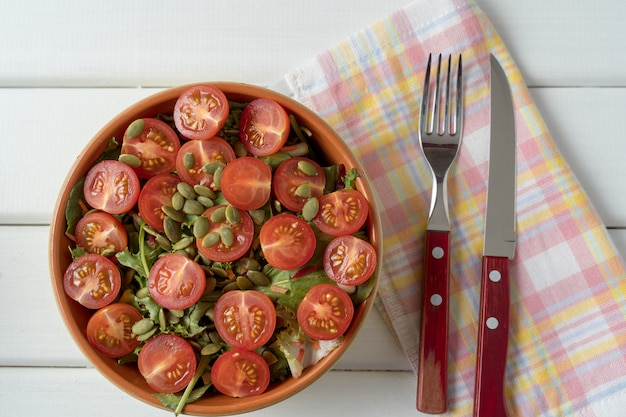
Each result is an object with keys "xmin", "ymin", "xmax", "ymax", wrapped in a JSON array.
[
  {"xmin": 444, "ymin": 54, "xmax": 452, "ymax": 135},
  {"xmin": 432, "ymin": 54, "xmax": 442, "ymax": 134},
  {"xmin": 420, "ymin": 53, "xmax": 432, "ymax": 135},
  {"xmin": 455, "ymin": 54, "xmax": 464, "ymax": 136}
]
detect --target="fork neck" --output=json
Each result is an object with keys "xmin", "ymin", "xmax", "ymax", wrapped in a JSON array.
[{"xmin": 427, "ymin": 177, "xmax": 451, "ymax": 232}]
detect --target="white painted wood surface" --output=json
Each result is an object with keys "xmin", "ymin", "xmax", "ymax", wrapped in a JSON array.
[{"xmin": 1, "ymin": 1, "xmax": 625, "ymax": 416}]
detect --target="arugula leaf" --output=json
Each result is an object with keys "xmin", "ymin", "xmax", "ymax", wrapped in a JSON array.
[
  {"xmin": 116, "ymin": 248, "xmax": 148, "ymax": 279},
  {"xmin": 341, "ymin": 167, "xmax": 360, "ymax": 190},
  {"xmin": 176, "ymin": 301, "xmax": 212, "ymax": 337},
  {"xmin": 65, "ymin": 177, "xmax": 85, "ymax": 235},
  {"xmin": 259, "ymin": 267, "xmax": 334, "ymax": 313},
  {"xmin": 135, "ymin": 295, "xmax": 161, "ymax": 322},
  {"xmin": 351, "ymin": 275, "xmax": 377, "ymax": 305},
  {"xmin": 98, "ymin": 137, "xmax": 121, "ymax": 162},
  {"xmin": 69, "ymin": 245, "xmax": 87, "ymax": 260},
  {"xmin": 116, "ymin": 230, "xmax": 162, "ymax": 280},
  {"xmin": 153, "ymin": 385, "xmax": 211, "ymax": 415},
  {"xmin": 271, "ymin": 308, "xmax": 341, "ymax": 379}
]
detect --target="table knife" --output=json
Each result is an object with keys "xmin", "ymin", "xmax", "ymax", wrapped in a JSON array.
[{"xmin": 473, "ymin": 54, "xmax": 517, "ymax": 417}]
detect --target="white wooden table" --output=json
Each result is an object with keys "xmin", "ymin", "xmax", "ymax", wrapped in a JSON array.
[{"xmin": 1, "ymin": 1, "xmax": 625, "ymax": 416}]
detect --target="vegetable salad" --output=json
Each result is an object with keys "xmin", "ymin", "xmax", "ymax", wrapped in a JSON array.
[{"xmin": 62, "ymin": 84, "xmax": 377, "ymax": 415}]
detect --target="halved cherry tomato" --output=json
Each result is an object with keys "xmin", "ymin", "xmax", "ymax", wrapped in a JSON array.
[
  {"xmin": 175, "ymin": 137, "xmax": 236, "ymax": 187},
  {"xmin": 147, "ymin": 253, "xmax": 206, "ymax": 310},
  {"xmin": 273, "ymin": 157, "xmax": 326, "ymax": 212},
  {"xmin": 173, "ymin": 85, "xmax": 229, "ymax": 141},
  {"xmin": 138, "ymin": 173, "xmax": 180, "ymax": 232},
  {"xmin": 64, "ymin": 253, "xmax": 121, "ymax": 309},
  {"xmin": 259, "ymin": 213, "xmax": 316, "ymax": 270},
  {"xmin": 211, "ymin": 349, "xmax": 270, "ymax": 398},
  {"xmin": 121, "ymin": 118, "xmax": 181, "ymax": 178},
  {"xmin": 138, "ymin": 334, "xmax": 197, "ymax": 394},
  {"xmin": 86, "ymin": 302, "xmax": 142, "ymax": 358},
  {"xmin": 297, "ymin": 283, "xmax": 354, "ymax": 341},
  {"xmin": 239, "ymin": 98, "xmax": 290, "ymax": 156},
  {"xmin": 214, "ymin": 290, "xmax": 276, "ymax": 350},
  {"xmin": 74, "ymin": 211, "xmax": 128, "ymax": 256},
  {"xmin": 220, "ymin": 157, "xmax": 272, "ymax": 210},
  {"xmin": 83, "ymin": 160, "xmax": 141, "ymax": 214},
  {"xmin": 323, "ymin": 235, "xmax": 377, "ymax": 286},
  {"xmin": 313, "ymin": 189, "xmax": 369, "ymax": 237},
  {"xmin": 196, "ymin": 205, "xmax": 254, "ymax": 262}
]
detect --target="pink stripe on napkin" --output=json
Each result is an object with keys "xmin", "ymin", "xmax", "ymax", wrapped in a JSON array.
[{"xmin": 279, "ymin": 0, "xmax": 626, "ymax": 415}]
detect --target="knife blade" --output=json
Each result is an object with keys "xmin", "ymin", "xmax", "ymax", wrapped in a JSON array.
[{"xmin": 473, "ymin": 54, "xmax": 516, "ymax": 417}]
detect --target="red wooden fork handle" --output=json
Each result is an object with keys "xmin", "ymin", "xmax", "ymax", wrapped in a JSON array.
[{"xmin": 417, "ymin": 230, "xmax": 450, "ymax": 413}]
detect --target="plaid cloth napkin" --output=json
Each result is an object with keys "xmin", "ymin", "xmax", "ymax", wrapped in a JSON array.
[{"xmin": 273, "ymin": 0, "xmax": 626, "ymax": 415}]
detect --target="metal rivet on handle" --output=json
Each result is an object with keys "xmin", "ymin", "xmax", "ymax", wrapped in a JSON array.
[
  {"xmin": 432, "ymin": 246, "xmax": 444, "ymax": 259},
  {"xmin": 430, "ymin": 294, "xmax": 443, "ymax": 306},
  {"xmin": 486, "ymin": 317, "xmax": 499, "ymax": 330},
  {"xmin": 489, "ymin": 270, "xmax": 501, "ymax": 282}
]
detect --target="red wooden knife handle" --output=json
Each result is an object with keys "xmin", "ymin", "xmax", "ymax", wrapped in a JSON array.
[
  {"xmin": 473, "ymin": 256, "xmax": 510, "ymax": 417},
  {"xmin": 417, "ymin": 230, "xmax": 450, "ymax": 413}
]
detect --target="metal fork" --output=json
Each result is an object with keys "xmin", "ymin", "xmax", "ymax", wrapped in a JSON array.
[{"xmin": 416, "ymin": 53, "xmax": 463, "ymax": 414}]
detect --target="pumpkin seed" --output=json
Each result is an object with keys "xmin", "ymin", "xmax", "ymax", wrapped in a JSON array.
[
  {"xmin": 273, "ymin": 199, "xmax": 282, "ymax": 213},
  {"xmin": 205, "ymin": 306, "xmax": 215, "ymax": 322},
  {"xmin": 220, "ymin": 226, "xmax": 234, "ymax": 247},
  {"xmin": 182, "ymin": 152, "xmax": 195, "ymax": 169},
  {"xmin": 213, "ymin": 166, "xmax": 224, "ymax": 190},
  {"xmin": 225, "ymin": 204, "xmax": 241, "ymax": 225},
  {"xmin": 302, "ymin": 196, "xmax": 319, "ymax": 221},
  {"xmin": 202, "ymin": 161, "xmax": 226, "ymax": 175},
  {"xmin": 247, "ymin": 270, "xmax": 271, "ymax": 286},
  {"xmin": 132, "ymin": 318, "xmax": 155, "ymax": 335},
  {"xmin": 177, "ymin": 182, "xmax": 197, "ymax": 200},
  {"xmin": 166, "ymin": 310, "xmax": 180, "ymax": 324},
  {"xmin": 249, "ymin": 209, "xmax": 266, "ymax": 225},
  {"xmin": 210, "ymin": 206, "xmax": 227, "ymax": 223},
  {"xmin": 261, "ymin": 151, "xmax": 291, "ymax": 169},
  {"xmin": 239, "ymin": 257, "xmax": 261, "ymax": 271},
  {"xmin": 143, "ymin": 225, "xmax": 160, "ymax": 237},
  {"xmin": 193, "ymin": 184, "xmax": 216, "ymax": 199},
  {"xmin": 155, "ymin": 234, "xmax": 172, "ymax": 251},
  {"xmin": 136, "ymin": 287, "xmax": 150, "ymax": 299},
  {"xmin": 172, "ymin": 236, "xmax": 194, "ymax": 251},
  {"xmin": 222, "ymin": 281, "xmax": 239, "ymax": 293},
  {"xmin": 158, "ymin": 308, "xmax": 167, "ymax": 331},
  {"xmin": 233, "ymin": 141, "xmax": 248, "ymax": 158},
  {"xmin": 294, "ymin": 183, "xmax": 312, "ymax": 198},
  {"xmin": 163, "ymin": 216, "xmax": 182, "ymax": 241},
  {"xmin": 123, "ymin": 269, "xmax": 134, "ymax": 286},
  {"xmin": 297, "ymin": 159, "xmax": 318, "ymax": 176},
  {"xmin": 262, "ymin": 350, "xmax": 278, "ymax": 366},
  {"xmin": 193, "ymin": 215, "xmax": 210, "ymax": 238},
  {"xmin": 209, "ymin": 266, "xmax": 229, "ymax": 279},
  {"xmin": 208, "ymin": 331, "xmax": 222, "ymax": 345},
  {"xmin": 202, "ymin": 231, "xmax": 221, "ymax": 248},
  {"xmin": 236, "ymin": 275, "xmax": 254, "ymax": 290},
  {"xmin": 118, "ymin": 153, "xmax": 142, "ymax": 168},
  {"xmin": 170, "ymin": 309, "xmax": 185, "ymax": 318},
  {"xmin": 136, "ymin": 326, "xmax": 157, "ymax": 342},
  {"xmin": 201, "ymin": 343, "xmax": 222, "ymax": 356},
  {"xmin": 162, "ymin": 205, "xmax": 186, "ymax": 223},
  {"xmin": 184, "ymin": 245, "xmax": 196, "ymax": 259},
  {"xmin": 125, "ymin": 119, "xmax": 145, "ymax": 139},
  {"xmin": 183, "ymin": 199, "xmax": 205, "ymax": 215},
  {"xmin": 204, "ymin": 276, "xmax": 217, "ymax": 295},
  {"xmin": 196, "ymin": 195, "xmax": 214, "ymax": 208},
  {"xmin": 171, "ymin": 192, "xmax": 185, "ymax": 211}
]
